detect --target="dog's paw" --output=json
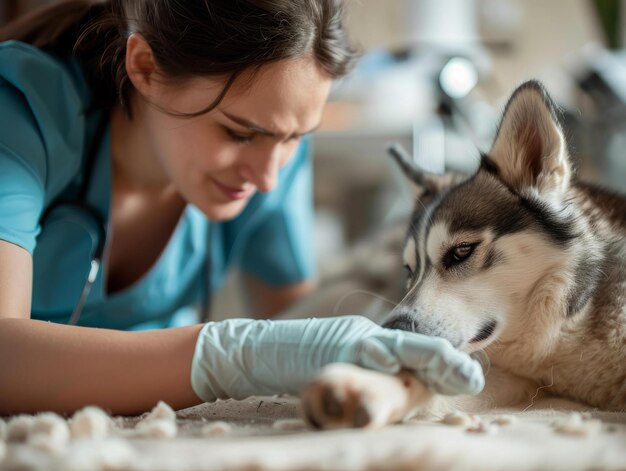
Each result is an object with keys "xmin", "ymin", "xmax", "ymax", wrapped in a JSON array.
[{"xmin": 300, "ymin": 363, "xmax": 432, "ymax": 430}]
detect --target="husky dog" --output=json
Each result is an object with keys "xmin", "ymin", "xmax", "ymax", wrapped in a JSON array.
[{"xmin": 301, "ymin": 80, "xmax": 626, "ymax": 429}]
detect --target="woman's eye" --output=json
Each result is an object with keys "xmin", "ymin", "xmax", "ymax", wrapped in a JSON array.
[
  {"xmin": 225, "ymin": 127, "xmax": 254, "ymax": 144},
  {"xmin": 443, "ymin": 243, "xmax": 478, "ymax": 269}
]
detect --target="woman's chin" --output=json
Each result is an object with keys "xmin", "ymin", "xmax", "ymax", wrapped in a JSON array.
[{"xmin": 201, "ymin": 200, "xmax": 248, "ymax": 221}]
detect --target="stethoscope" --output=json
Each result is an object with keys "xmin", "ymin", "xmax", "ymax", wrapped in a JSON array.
[{"xmin": 39, "ymin": 112, "xmax": 212, "ymax": 326}]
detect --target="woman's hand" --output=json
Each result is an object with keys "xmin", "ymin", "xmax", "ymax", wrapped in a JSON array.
[{"xmin": 190, "ymin": 315, "xmax": 484, "ymax": 402}]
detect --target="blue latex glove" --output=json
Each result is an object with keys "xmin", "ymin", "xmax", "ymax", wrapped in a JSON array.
[{"xmin": 190, "ymin": 315, "xmax": 484, "ymax": 402}]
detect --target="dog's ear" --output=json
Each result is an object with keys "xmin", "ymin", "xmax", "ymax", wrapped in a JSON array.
[
  {"xmin": 488, "ymin": 80, "xmax": 571, "ymax": 199},
  {"xmin": 388, "ymin": 144, "xmax": 465, "ymax": 200}
]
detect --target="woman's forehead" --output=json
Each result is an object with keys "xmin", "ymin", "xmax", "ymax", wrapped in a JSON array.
[{"xmin": 218, "ymin": 58, "xmax": 332, "ymax": 131}]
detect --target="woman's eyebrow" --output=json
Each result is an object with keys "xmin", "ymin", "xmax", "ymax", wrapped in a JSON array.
[{"xmin": 221, "ymin": 111, "xmax": 320, "ymax": 138}]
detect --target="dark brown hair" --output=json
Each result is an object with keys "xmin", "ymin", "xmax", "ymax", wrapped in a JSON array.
[{"xmin": 0, "ymin": 0, "xmax": 357, "ymax": 115}]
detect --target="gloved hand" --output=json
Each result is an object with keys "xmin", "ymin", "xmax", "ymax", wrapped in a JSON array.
[{"xmin": 190, "ymin": 315, "xmax": 484, "ymax": 402}]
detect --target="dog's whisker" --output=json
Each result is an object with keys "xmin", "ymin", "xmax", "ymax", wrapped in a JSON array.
[{"xmin": 332, "ymin": 289, "xmax": 398, "ymax": 315}]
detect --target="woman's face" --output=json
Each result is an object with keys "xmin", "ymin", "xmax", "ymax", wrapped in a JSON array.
[{"xmin": 140, "ymin": 57, "xmax": 333, "ymax": 221}]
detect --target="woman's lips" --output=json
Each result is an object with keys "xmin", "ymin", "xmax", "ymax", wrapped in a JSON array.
[{"xmin": 212, "ymin": 179, "xmax": 255, "ymax": 200}]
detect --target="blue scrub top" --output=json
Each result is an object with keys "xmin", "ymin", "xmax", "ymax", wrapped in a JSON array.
[{"xmin": 0, "ymin": 41, "xmax": 316, "ymax": 330}]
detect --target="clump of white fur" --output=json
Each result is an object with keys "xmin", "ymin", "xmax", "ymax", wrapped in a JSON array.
[
  {"xmin": 491, "ymin": 415, "xmax": 517, "ymax": 426},
  {"xmin": 466, "ymin": 419, "xmax": 499, "ymax": 435},
  {"xmin": 3, "ymin": 438, "xmax": 137, "ymax": 471},
  {"xmin": 143, "ymin": 401, "xmax": 177, "ymax": 423},
  {"xmin": 133, "ymin": 420, "xmax": 177, "ymax": 439},
  {"xmin": 553, "ymin": 412, "xmax": 602, "ymax": 437},
  {"xmin": 132, "ymin": 401, "xmax": 178, "ymax": 439},
  {"xmin": 440, "ymin": 413, "xmax": 504, "ymax": 434},
  {"xmin": 0, "ymin": 441, "xmax": 6, "ymax": 462},
  {"xmin": 0, "ymin": 418, "xmax": 6, "ymax": 441},
  {"xmin": 70, "ymin": 406, "xmax": 112, "ymax": 439},
  {"xmin": 440, "ymin": 412, "xmax": 473, "ymax": 427},
  {"xmin": 27, "ymin": 412, "xmax": 71, "ymax": 454},
  {"xmin": 200, "ymin": 421, "xmax": 232, "ymax": 437},
  {"xmin": 6, "ymin": 415, "xmax": 36, "ymax": 442}
]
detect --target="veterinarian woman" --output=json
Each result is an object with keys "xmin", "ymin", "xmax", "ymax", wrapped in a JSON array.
[{"xmin": 0, "ymin": 0, "xmax": 484, "ymax": 415}]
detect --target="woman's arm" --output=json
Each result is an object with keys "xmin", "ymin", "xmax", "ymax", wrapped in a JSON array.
[
  {"xmin": 0, "ymin": 318, "xmax": 204, "ymax": 415},
  {"xmin": 0, "ymin": 239, "xmax": 203, "ymax": 415},
  {"xmin": 0, "ymin": 240, "xmax": 32, "ymax": 320}
]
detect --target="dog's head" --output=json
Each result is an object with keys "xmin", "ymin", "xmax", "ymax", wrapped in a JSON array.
[{"xmin": 384, "ymin": 81, "xmax": 581, "ymax": 353}]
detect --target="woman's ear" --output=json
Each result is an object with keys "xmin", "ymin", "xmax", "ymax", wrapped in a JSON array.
[{"xmin": 125, "ymin": 33, "xmax": 158, "ymax": 98}]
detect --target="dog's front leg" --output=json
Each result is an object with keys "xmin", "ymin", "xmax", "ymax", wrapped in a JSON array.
[{"xmin": 300, "ymin": 363, "xmax": 434, "ymax": 429}]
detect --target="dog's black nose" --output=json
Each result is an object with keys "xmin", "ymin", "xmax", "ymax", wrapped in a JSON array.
[{"xmin": 382, "ymin": 314, "xmax": 417, "ymax": 332}]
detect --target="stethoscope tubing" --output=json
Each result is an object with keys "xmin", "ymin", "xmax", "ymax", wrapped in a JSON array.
[{"xmin": 57, "ymin": 111, "xmax": 213, "ymax": 326}]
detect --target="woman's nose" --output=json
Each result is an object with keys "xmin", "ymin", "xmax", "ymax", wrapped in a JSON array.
[{"xmin": 240, "ymin": 146, "xmax": 284, "ymax": 192}]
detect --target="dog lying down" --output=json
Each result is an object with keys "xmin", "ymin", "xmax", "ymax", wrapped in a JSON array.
[{"xmin": 301, "ymin": 80, "xmax": 626, "ymax": 430}]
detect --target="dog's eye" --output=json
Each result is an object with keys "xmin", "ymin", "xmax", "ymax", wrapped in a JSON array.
[
  {"xmin": 453, "ymin": 245, "xmax": 473, "ymax": 260},
  {"xmin": 443, "ymin": 243, "xmax": 477, "ymax": 269}
]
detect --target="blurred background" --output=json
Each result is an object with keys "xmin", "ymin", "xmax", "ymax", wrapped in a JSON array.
[
  {"xmin": 315, "ymin": 0, "xmax": 626, "ymax": 259},
  {"xmin": 3, "ymin": 0, "xmax": 626, "ymax": 319}
]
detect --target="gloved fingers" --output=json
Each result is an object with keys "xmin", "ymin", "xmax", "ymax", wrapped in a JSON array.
[
  {"xmin": 357, "ymin": 337, "xmax": 402, "ymax": 374},
  {"xmin": 380, "ymin": 332, "xmax": 457, "ymax": 367},
  {"xmin": 380, "ymin": 333, "xmax": 485, "ymax": 395},
  {"xmin": 425, "ymin": 357, "xmax": 485, "ymax": 396}
]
